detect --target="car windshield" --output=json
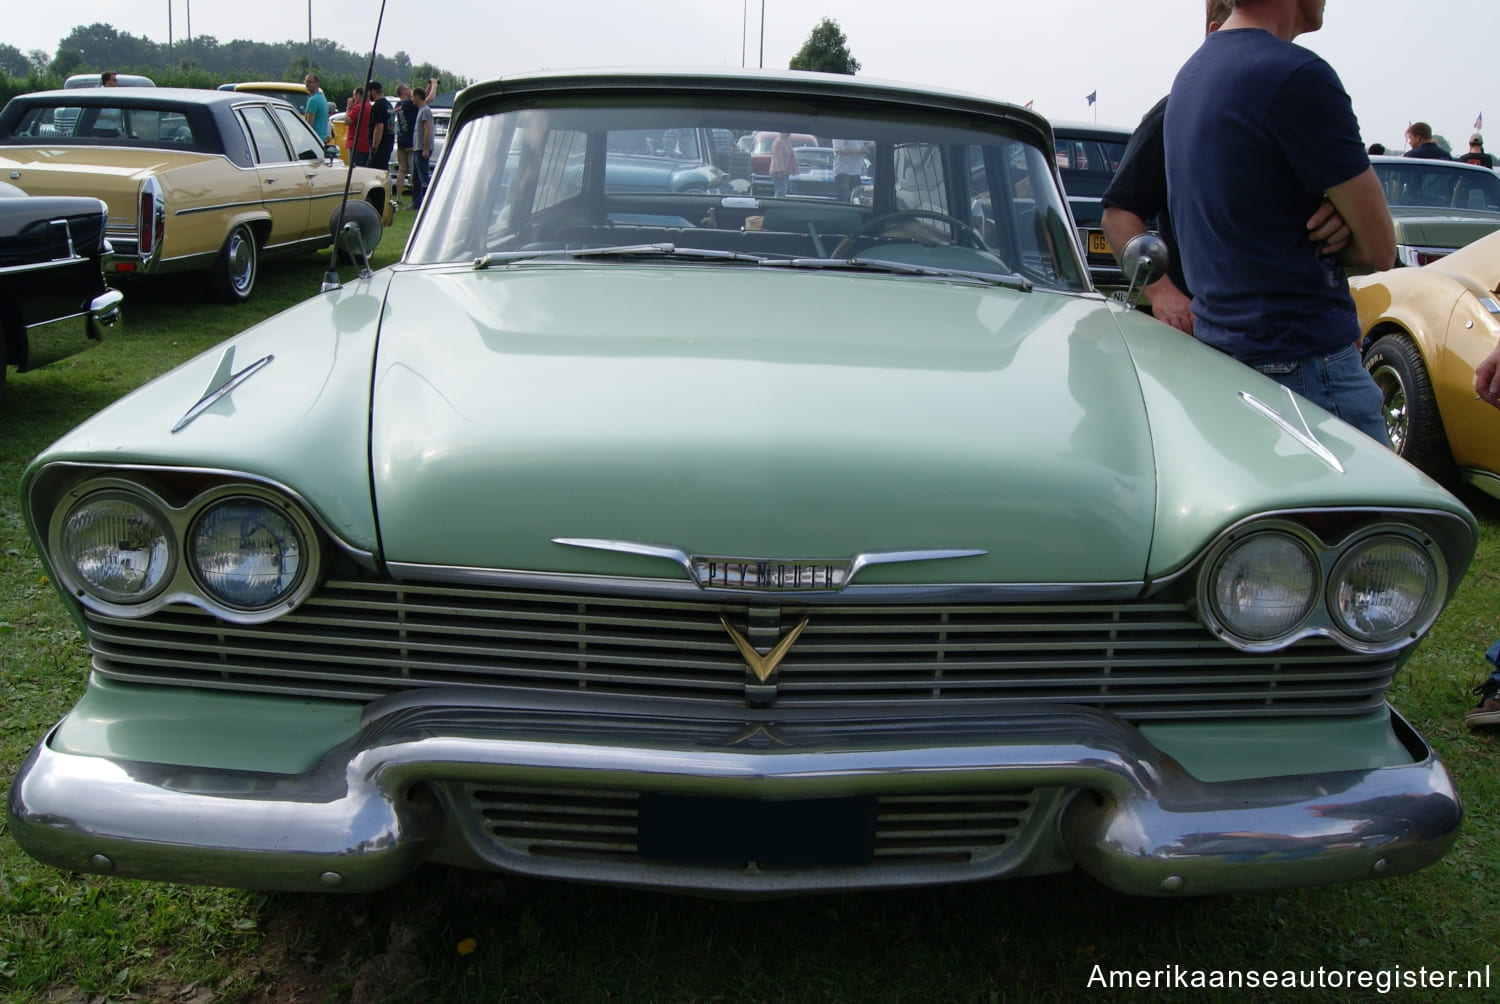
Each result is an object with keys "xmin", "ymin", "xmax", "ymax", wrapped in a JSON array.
[
  {"xmin": 408, "ymin": 100, "xmax": 1087, "ymax": 291},
  {"xmin": 1375, "ymin": 161, "xmax": 1500, "ymax": 212}
]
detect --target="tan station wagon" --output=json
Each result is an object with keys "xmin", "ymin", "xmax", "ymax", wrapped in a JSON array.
[{"xmin": 0, "ymin": 88, "xmax": 392, "ymax": 302}]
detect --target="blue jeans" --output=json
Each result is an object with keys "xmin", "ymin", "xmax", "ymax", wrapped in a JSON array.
[
  {"xmin": 412, "ymin": 153, "xmax": 430, "ymax": 209},
  {"xmin": 1251, "ymin": 343, "xmax": 1389, "ymax": 446}
]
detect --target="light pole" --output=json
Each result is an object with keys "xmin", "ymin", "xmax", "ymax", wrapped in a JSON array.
[
  {"xmin": 759, "ymin": 0, "xmax": 765, "ymax": 69},
  {"xmin": 167, "ymin": 1, "xmax": 173, "ymax": 62}
]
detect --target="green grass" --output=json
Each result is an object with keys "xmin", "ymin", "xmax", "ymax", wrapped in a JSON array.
[{"xmin": 2, "ymin": 219, "xmax": 1499, "ymax": 1001}]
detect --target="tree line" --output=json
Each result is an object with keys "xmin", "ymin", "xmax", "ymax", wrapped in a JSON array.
[{"xmin": 0, "ymin": 22, "xmax": 467, "ymax": 106}]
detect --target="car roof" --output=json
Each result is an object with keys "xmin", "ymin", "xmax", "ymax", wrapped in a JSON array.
[
  {"xmin": 11, "ymin": 87, "xmax": 286, "ymax": 109},
  {"xmin": 232, "ymin": 81, "xmax": 308, "ymax": 93},
  {"xmin": 452, "ymin": 68, "xmax": 1052, "ymax": 150},
  {"xmin": 1371, "ymin": 154, "xmax": 1497, "ymax": 173},
  {"xmin": 1049, "ymin": 120, "xmax": 1133, "ymax": 141}
]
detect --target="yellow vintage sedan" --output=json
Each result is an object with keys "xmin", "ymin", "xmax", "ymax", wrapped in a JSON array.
[
  {"xmin": 1352, "ymin": 229, "xmax": 1500, "ymax": 497},
  {"xmin": 0, "ymin": 88, "xmax": 392, "ymax": 302}
]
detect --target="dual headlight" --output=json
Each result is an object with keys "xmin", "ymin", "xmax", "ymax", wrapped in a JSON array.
[
  {"xmin": 1198, "ymin": 520, "xmax": 1445, "ymax": 653},
  {"xmin": 51, "ymin": 480, "xmax": 318, "ymax": 622}
]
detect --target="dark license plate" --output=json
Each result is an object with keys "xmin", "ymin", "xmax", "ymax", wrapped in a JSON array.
[
  {"xmin": 1087, "ymin": 230, "xmax": 1113, "ymax": 256},
  {"xmin": 637, "ymin": 794, "xmax": 877, "ymax": 866}
]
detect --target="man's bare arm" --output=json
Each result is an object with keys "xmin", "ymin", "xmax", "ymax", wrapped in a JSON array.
[
  {"xmin": 1305, "ymin": 198, "xmax": 1351, "ymax": 256},
  {"xmin": 1101, "ymin": 206, "xmax": 1193, "ymax": 334},
  {"xmin": 1323, "ymin": 167, "xmax": 1395, "ymax": 270},
  {"xmin": 1477, "ymin": 340, "xmax": 1500, "ymax": 408}
]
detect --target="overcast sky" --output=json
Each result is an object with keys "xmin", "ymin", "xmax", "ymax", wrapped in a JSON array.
[{"xmin": 11, "ymin": 1, "xmax": 1492, "ymax": 150}]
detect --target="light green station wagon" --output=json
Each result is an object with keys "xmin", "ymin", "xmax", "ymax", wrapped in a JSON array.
[{"xmin": 8, "ymin": 70, "xmax": 1477, "ymax": 898}]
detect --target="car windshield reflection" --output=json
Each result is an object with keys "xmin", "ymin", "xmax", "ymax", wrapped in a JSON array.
[{"xmin": 407, "ymin": 102, "xmax": 1087, "ymax": 291}]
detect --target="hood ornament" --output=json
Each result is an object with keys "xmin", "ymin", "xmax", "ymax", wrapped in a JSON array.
[{"xmin": 721, "ymin": 615, "xmax": 809, "ymax": 684}]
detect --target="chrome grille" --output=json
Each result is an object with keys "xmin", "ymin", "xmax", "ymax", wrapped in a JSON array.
[
  {"xmin": 83, "ymin": 578, "xmax": 1396, "ymax": 719},
  {"xmin": 465, "ymin": 784, "xmax": 1039, "ymax": 865}
]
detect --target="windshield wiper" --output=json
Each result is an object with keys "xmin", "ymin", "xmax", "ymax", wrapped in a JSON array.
[
  {"xmin": 475, "ymin": 243, "xmax": 769, "ymax": 269},
  {"xmin": 472, "ymin": 244, "xmax": 1032, "ymax": 290},
  {"xmin": 760, "ymin": 256, "xmax": 1033, "ymax": 291}
]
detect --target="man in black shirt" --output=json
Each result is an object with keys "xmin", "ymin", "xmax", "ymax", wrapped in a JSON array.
[
  {"xmin": 366, "ymin": 81, "xmax": 395, "ymax": 175},
  {"xmin": 1101, "ymin": 0, "xmax": 1351, "ymax": 336},
  {"xmin": 1404, "ymin": 122, "xmax": 1451, "ymax": 160},
  {"xmin": 1459, "ymin": 132, "xmax": 1494, "ymax": 169}
]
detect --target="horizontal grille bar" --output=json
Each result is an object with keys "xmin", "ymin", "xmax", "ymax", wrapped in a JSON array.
[
  {"xmin": 464, "ymin": 785, "xmax": 1039, "ymax": 865},
  {"xmin": 85, "ymin": 578, "xmax": 1396, "ymax": 719}
]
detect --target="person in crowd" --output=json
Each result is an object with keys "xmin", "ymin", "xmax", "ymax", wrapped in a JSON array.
[
  {"xmin": 1459, "ymin": 132, "xmax": 1494, "ymax": 168},
  {"xmin": 346, "ymin": 87, "xmax": 371, "ymax": 166},
  {"xmin": 393, "ymin": 83, "xmax": 416, "ymax": 208},
  {"xmin": 101, "ymin": 71, "xmax": 117, "ymax": 86},
  {"xmin": 303, "ymin": 73, "xmax": 330, "ymax": 143},
  {"xmin": 1164, "ymin": 0, "xmax": 1395, "ymax": 443},
  {"xmin": 1367, "ymin": 142, "xmax": 1386, "ymax": 155},
  {"xmin": 1100, "ymin": 0, "xmax": 1231, "ymax": 333},
  {"xmin": 365, "ymin": 81, "xmax": 395, "ymax": 179},
  {"xmin": 1404, "ymin": 122, "xmax": 1451, "ymax": 160},
  {"xmin": 769, "ymin": 131, "xmax": 798, "ymax": 198},
  {"xmin": 831, "ymin": 138, "xmax": 870, "ymax": 203},
  {"xmin": 1102, "ymin": 0, "xmax": 1348, "ymax": 337},
  {"xmin": 1464, "ymin": 342, "xmax": 1500, "ymax": 725},
  {"xmin": 411, "ymin": 86, "xmax": 435, "ymax": 211}
]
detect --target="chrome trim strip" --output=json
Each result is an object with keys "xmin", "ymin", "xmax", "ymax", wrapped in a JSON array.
[
  {"xmin": 387, "ymin": 561, "xmax": 1144, "ymax": 604},
  {"xmin": 1238, "ymin": 389, "xmax": 1344, "ymax": 473},
  {"xmin": 553, "ymin": 538, "xmax": 985, "ymax": 592},
  {"xmin": 0, "ymin": 254, "xmax": 91, "ymax": 276},
  {"xmin": 172, "ymin": 346, "xmax": 274, "ymax": 433},
  {"xmin": 1462, "ymin": 469, "xmax": 1500, "ymax": 501},
  {"xmin": 6, "ymin": 700, "xmax": 1457, "ymax": 895}
]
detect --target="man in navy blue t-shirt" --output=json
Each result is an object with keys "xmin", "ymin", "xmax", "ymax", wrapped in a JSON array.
[{"xmin": 1164, "ymin": 0, "xmax": 1395, "ymax": 443}]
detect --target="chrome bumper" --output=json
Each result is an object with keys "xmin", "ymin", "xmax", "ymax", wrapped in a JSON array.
[
  {"xmin": 87, "ymin": 288, "xmax": 123, "ymax": 333},
  {"xmin": 7, "ymin": 696, "xmax": 1459, "ymax": 896}
]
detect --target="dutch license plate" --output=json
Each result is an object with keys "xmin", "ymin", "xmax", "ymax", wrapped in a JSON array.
[
  {"xmin": 636, "ymin": 793, "xmax": 877, "ymax": 866},
  {"xmin": 1087, "ymin": 231, "xmax": 1112, "ymax": 256}
]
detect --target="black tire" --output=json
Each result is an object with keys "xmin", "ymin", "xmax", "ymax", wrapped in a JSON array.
[
  {"xmin": 0, "ymin": 323, "xmax": 8, "ymax": 404},
  {"xmin": 1363, "ymin": 332, "xmax": 1454, "ymax": 478},
  {"xmin": 211, "ymin": 224, "xmax": 258, "ymax": 303}
]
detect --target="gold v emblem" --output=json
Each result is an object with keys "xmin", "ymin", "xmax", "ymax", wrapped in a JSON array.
[{"xmin": 720, "ymin": 616, "xmax": 810, "ymax": 683}]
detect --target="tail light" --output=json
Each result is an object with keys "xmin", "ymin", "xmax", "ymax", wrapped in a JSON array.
[{"xmin": 137, "ymin": 178, "xmax": 164, "ymax": 258}]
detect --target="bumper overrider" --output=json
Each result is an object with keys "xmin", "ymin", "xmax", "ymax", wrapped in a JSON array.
[{"xmin": 7, "ymin": 693, "xmax": 1460, "ymax": 897}]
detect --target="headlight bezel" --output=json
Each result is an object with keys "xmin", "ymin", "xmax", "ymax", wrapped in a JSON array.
[
  {"xmin": 54, "ymin": 487, "xmax": 177, "ymax": 606},
  {"xmin": 45, "ymin": 476, "xmax": 323, "ymax": 624},
  {"xmin": 1195, "ymin": 517, "xmax": 1447, "ymax": 655},
  {"xmin": 186, "ymin": 488, "xmax": 319, "ymax": 612}
]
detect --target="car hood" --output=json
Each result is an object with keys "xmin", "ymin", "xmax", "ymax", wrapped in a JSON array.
[{"xmin": 370, "ymin": 266, "xmax": 1159, "ymax": 585}]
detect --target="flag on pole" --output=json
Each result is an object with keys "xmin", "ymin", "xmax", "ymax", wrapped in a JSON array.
[
  {"xmin": 1086, "ymin": 91, "xmax": 1097, "ymax": 106},
  {"xmin": 1477, "ymin": 112, "xmax": 1484, "ymax": 131}
]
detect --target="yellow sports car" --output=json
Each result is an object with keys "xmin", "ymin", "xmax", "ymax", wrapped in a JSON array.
[{"xmin": 1352, "ymin": 229, "xmax": 1500, "ymax": 497}]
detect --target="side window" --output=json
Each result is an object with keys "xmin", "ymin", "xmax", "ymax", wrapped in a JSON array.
[
  {"xmin": 893, "ymin": 142, "xmax": 950, "ymax": 221},
  {"xmin": 531, "ymin": 129, "xmax": 587, "ymax": 213},
  {"xmin": 273, "ymin": 105, "xmax": 323, "ymax": 159},
  {"xmin": 239, "ymin": 106, "xmax": 293, "ymax": 164}
]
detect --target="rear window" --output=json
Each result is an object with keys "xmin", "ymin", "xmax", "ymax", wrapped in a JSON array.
[{"xmin": 8, "ymin": 105, "xmax": 198, "ymax": 145}]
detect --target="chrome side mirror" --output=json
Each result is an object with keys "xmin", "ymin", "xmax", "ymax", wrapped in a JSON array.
[{"xmin": 1120, "ymin": 233, "xmax": 1169, "ymax": 305}]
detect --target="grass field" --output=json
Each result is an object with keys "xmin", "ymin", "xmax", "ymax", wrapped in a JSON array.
[{"xmin": 2, "ymin": 218, "xmax": 1499, "ymax": 1002}]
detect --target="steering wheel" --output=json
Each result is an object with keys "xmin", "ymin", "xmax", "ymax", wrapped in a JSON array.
[{"xmin": 832, "ymin": 209, "xmax": 986, "ymax": 258}]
